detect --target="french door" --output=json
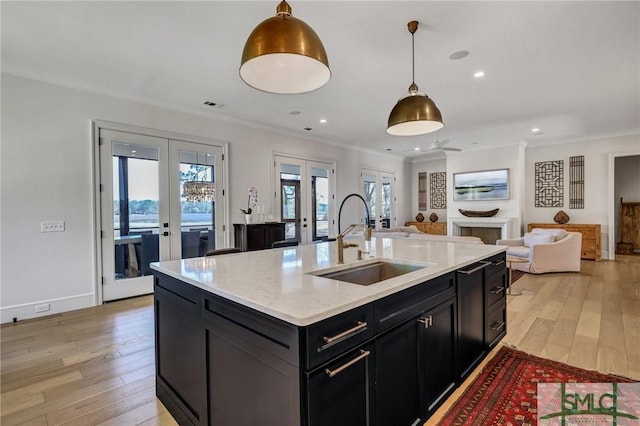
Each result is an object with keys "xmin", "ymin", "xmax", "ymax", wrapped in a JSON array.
[
  {"xmin": 274, "ymin": 155, "xmax": 334, "ymax": 244},
  {"xmin": 361, "ymin": 168, "xmax": 396, "ymax": 229},
  {"xmin": 98, "ymin": 128, "xmax": 225, "ymax": 301}
]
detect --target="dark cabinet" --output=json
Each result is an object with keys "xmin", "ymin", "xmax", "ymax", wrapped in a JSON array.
[
  {"xmin": 456, "ymin": 252, "xmax": 507, "ymax": 380},
  {"xmin": 375, "ymin": 318, "xmax": 422, "ymax": 426},
  {"xmin": 420, "ymin": 296, "xmax": 457, "ymax": 414},
  {"xmin": 153, "ymin": 252, "xmax": 506, "ymax": 426},
  {"xmin": 233, "ymin": 223, "xmax": 286, "ymax": 251},
  {"xmin": 153, "ymin": 276, "xmax": 204, "ymax": 425},
  {"xmin": 306, "ymin": 343, "xmax": 374, "ymax": 426}
]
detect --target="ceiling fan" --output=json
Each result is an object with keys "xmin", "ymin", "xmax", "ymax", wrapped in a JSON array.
[{"xmin": 403, "ymin": 134, "xmax": 462, "ymax": 153}]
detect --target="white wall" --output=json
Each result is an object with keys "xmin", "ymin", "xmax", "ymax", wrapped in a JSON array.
[
  {"xmin": 524, "ymin": 134, "xmax": 640, "ymax": 258},
  {"xmin": 446, "ymin": 145, "xmax": 525, "ymax": 234},
  {"xmin": 410, "ymin": 157, "xmax": 447, "ymax": 223},
  {"xmin": 0, "ymin": 73, "xmax": 409, "ymax": 322}
]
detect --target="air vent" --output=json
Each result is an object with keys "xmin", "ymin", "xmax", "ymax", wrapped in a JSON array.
[{"xmin": 203, "ymin": 101, "xmax": 224, "ymax": 108}]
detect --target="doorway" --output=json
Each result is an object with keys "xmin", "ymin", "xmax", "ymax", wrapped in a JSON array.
[
  {"xmin": 274, "ymin": 155, "xmax": 335, "ymax": 244},
  {"xmin": 96, "ymin": 124, "xmax": 227, "ymax": 302},
  {"xmin": 361, "ymin": 168, "xmax": 396, "ymax": 229}
]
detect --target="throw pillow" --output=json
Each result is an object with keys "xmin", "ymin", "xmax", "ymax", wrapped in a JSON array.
[{"xmin": 530, "ymin": 228, "xmax": 568, "ymax": 242}]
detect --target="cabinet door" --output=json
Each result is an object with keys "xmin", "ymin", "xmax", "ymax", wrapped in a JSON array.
[
  {"xmin": 457, "ymin": 262, "xmax": 487, "ymax": 379},
  {"xmin": 204, "ymin": 310, "xmax": 300, "ymax": 426},
  {"xmin": 420, "ymin": 297, "xmax": 457, "ymax": 415},
  {"xmin": 306, "ymin": 344, "xmax": 374, "ymax": 426},
  {"xmin": 375, "ymin": 320, "xmax": 422, "ymax": 426},
  {"xmin": 154, "ymin": 281, "xmax": 203, "ymax": 425}
]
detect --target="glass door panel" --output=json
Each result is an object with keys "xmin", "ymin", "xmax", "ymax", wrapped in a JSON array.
[
  {"xmin": 275, "ymin": 155, "xmax": 335, "ymax": 244},
  {"xmin": 170, "ymin": 141, "xmax": 225, "ymax": 259},
  {"xmin": 100, "ymin": 130, "xmax": 169, "ymax": 302},
  {"xmin": 362, "ymin": 171, "xmax": 377, "ymax": 228},
  {"xmin": 361, "ymin": 169, "xmax": 396, "ymax": 229}
]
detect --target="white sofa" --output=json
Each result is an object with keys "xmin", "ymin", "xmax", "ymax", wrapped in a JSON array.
[
  {"xmin": 346, "ymin": 226, "xmax": 484, "ymax": 244},
  {"xmin": 496, "ymin": 228, "xmax": 582, "ymax": 274}
]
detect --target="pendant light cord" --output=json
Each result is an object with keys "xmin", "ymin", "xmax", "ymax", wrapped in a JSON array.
[{"xmin": 411, "ymin": 30, "xmax": 415, "ymax": 85}]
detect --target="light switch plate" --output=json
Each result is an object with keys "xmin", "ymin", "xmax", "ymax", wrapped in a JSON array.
[{"xmin": 41, "ymin": 221, "xmax": 65, "ymax": 232}]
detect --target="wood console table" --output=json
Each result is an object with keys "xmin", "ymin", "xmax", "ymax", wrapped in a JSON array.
[
  {"xmin": 405, "ymin": 221, "xmax": 447, "ymax": 235},
  {"xmin": 527, "ymin": 223, "xmax": 601, "ymax": 261}
]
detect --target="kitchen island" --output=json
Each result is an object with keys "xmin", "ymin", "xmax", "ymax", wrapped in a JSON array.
[{"xmin": 151, "ymin": 236, "xmax": 507, "ymax": 426}]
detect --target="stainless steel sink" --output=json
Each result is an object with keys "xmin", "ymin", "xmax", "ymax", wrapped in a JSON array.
[{"xmin": 311, "ymin": 261, "xmax": 427, "ymax": 286}]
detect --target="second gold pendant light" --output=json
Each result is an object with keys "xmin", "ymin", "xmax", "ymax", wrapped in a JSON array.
[
  {"xmin": 240, "ymin": 1, "xmax": 330, "ymax": 94},
  {"xmin": 387, "ymin": 21, "xmax": 444, "ymax": 136}
]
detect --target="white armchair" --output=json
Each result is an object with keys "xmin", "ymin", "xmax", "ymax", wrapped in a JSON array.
[{"xmin": 497, "ymin": 229, "xmax": 582, "ymax": 274}]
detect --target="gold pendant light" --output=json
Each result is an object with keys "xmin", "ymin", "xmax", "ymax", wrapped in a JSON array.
[
  {"xmin": 387, "ymin": 21, "xmax": 443, "ymax": 136},
  {"xmin": 240, "ymin": 0, "xmax": 330, "ymax": 94}
]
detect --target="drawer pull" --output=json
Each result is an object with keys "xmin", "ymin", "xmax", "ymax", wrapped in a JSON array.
[
  {"xmin": 322, "ymin": 321, "xmax": 368, "ymax": 345},
  {"xmin": 417, "ymin": 315, "xmax": 433, "ymax": 328},
  {"xmin": 489, "ymin": 321, "xmax": 505, "ymax": 332},
  {"xmin": 325, "ymin": 349, "xmax": 371, "ymax": 378},
  {"xmin": 458, "ymin": 261, "xmax": 491, "ymax": 275},
  {"xmin": 492, "ymin": 260, "xmax": 505, "ymax": 266},
  {"xmin": 489, "ymin": 286, "xmax": 505, "ymax": 294}
]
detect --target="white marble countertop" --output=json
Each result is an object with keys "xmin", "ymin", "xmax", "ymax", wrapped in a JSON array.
[{"xmin": 151, "ymin": 237, "xmax": 506, "ymax": 326}]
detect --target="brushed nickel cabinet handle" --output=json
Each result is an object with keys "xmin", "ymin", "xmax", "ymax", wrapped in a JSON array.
[
  {"xmin": 322, "ymin": 321, "xmax": 367, "ymax": 345},
  {"xmin": 492, "ymin": 260, "xmax": 505, "ymax": 266},
  {"xmin": 325, "ymin": 349, "xmax": 371, "ymax": 378},
  {"xmin": 457, "ymin": 261, "xmax": 491, "ymax": 275},
  {"xmin": 489, "ymin": 286, "xmax": 505, "ymax": 294},
  {"xmin": 489, "ymin": 321, "xmax": 505, "ymax": 332}
]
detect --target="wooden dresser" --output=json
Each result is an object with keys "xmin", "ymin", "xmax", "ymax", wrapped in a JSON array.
[
  {"xmin": 405, "ymin": 221, "xmax": 447, "ymax": 235},
  {"xmin": 527, "ymin": 223, "xmax": 601, "ymax": 261}
]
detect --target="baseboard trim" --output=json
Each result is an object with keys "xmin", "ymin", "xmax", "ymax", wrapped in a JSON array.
[{"xmin": 0, "ymin": 293, "xmax": 95, "ymax": 324}]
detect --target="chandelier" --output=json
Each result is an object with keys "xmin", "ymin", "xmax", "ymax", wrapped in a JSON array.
[{"xmin": 183, "ymin": 181, "xmax": 215, "ymax": 202}]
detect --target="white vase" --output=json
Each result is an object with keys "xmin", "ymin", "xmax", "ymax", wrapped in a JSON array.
[{"xmin": 245, "ymin": 214, "xmax": 252, "ymax": 224}]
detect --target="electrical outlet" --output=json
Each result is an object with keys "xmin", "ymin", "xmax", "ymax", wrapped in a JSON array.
[
  {"xmin": 41, "ymin": 221, "xmax": 65, "ymax": 232},
  {"xmin": 35, "ymin": 303, "xmax": 50, "ymax": 313}
]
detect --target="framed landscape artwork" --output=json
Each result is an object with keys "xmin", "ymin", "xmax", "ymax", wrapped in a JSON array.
[{"xmin": 453, "ymin": 169, "xmax": 509, "ymax": 201}]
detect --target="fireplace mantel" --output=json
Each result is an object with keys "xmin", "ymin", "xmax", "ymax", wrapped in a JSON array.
[{"xmin": 449, "ymin": 217, "xmax": 519, "ymax": 240}]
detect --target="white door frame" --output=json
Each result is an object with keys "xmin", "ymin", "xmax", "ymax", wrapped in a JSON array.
[
  {"xmin": 273, "ymin": 153, "xmax": 336, "ymax": 243},
  {"xmin": 607, "ymin": 149, "xmax": 640, "ymax": 260},
  {"xmin": 92, "ymin": 120, "xmax": 229, "ymax": 305},
  {"xmin": 360, "ymin": 167, "xmax": 397, "ymax": 229}
]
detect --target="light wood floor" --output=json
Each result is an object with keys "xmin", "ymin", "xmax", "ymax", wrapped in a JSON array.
[{"xmin": 2, "ymin": 256, "xmax": 639, "ymax": 425}]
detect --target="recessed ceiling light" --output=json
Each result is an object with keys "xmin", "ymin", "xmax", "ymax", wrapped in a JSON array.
[
  {"xmin": 531, "ymin": 128, "xmax": 540, "ymax": 133},
  {"xmin": 473, "ymin": 71, "xmax": 485, "ymax": 78},
  {"xmin": 449, "ymin": 50, "xmax": 469, "ymax": 60},
  {"xmin": 320, "ymin": 119, "xmax": 327, "ymax": 124},
  {"xmin": 414, "ymin": 147, "xmax": 421, "ymax": 151},
  {"xmin": 131, "ymin": 150, "xmax": 137, "ymax": 153},
  {"xmin": 304, "ymin": 127, "xmax": 313, "ymax": 131},
  {"xmin": 289, "ymin": 111, "xmax": 301, "ymax": 115},
  {"xmin": 386, "ymin": 148, "xmax": 392, "ymax": 151}
]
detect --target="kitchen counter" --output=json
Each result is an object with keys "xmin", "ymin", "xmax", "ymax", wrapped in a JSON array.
[{"xmin": 151, "ymin": 236, "xmax": 505, "ymax": 326}]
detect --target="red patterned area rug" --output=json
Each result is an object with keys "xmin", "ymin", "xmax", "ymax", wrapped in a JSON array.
[{"xmin": 440, "ymin": 346, "xmax": 638, "ymax": 425}]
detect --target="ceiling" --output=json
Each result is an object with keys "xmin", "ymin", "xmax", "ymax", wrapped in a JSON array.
[{"xmin": 2, "ymin": 1, "xmax": 639, "ymax": 159}]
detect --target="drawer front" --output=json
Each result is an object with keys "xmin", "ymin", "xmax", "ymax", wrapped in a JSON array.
[
  {"xmin": 373, "ymin": 272, "xmax": 455, "ymax": 333},
  {"xmin": 485, "ymin": 271, "xmax": 506, "ymax": 310},
  {"xmin": 305, "ymin": 304, "xmax": 374, "ymax": 370},
  {"xmin": 484, "ymin": 252, "xmax": 506, "ymax": 277},
  {"xmin": 486, "ymin": 306, "xmax": 506, "ymax": 349}
]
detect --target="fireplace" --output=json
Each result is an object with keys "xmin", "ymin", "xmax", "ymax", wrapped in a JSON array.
[{"xmin": 449, "ymin": 217, "xmax": 519, "ymax": 244}]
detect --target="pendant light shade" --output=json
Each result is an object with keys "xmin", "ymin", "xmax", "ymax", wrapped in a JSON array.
[
  {"xmin": 387, "ymin": 21, "xmax": 443, "ymax": 136},
  {"xmin": 240, "ymin": 0, "xmax": 330, "ymax": 94}
]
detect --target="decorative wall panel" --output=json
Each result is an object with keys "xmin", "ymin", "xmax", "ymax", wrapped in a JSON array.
[
  {"xmin": 430, "ymin": 172, "xmax": 447, "ymax": 209},
  {"xmin": 418, "ymin": 172, "xmax": 427, "ymax": 210},
  {"xmin": 535, "ymin": 161, "xmax": 564, "ymax": 207},
  {"xmin": 569, "ymin": 155, "xmax": 584, "ymax": 209}
]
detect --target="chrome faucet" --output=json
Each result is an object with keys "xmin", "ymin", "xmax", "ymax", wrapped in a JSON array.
[{"xmin": 336, "ymin": 223, "xmax": 372, "ymax": 264}]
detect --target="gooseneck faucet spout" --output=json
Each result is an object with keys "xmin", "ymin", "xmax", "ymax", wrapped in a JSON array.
[{"xmin": 336, "ymin": 194, "xmax": 373, "ymax": 264}]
